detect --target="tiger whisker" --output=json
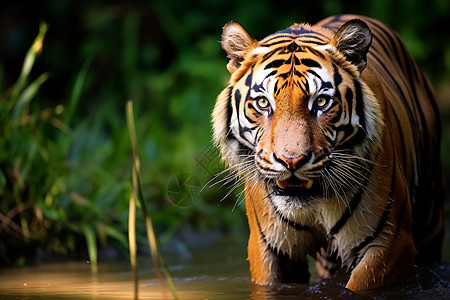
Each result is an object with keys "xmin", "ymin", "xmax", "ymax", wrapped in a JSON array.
[
  {"xmin": 202, "ymin": 158, "xmax": 254, "ymax": 191},
  {"xmin": 331, "ymin": 151, "xmax": 384, "ymax": 167},
  {"xmin": 234, "ymin": 172, "xmax": 263, "ymax": 211},
  {"xmin": 328, "ymin": 157, "xmax": 384, "ymax": 203}
]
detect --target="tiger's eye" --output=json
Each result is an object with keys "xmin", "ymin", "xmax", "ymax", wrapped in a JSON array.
[
  {"xmin": 257, "ymin": 97, "xmax": 269, "ymax": 109},
  {"xmin": 315, "ymin": 97, "xmax": 328, "ymax": 108}
]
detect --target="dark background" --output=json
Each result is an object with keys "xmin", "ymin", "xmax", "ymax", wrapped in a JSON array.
[{"xmin": 1, "ymin": 0, "xmax": 449, "ymax": 265}]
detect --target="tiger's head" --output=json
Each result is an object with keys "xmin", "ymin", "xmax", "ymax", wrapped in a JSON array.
[{"xmin": 213, "ymin": 19, "xmax": 384, "ymax": 212}]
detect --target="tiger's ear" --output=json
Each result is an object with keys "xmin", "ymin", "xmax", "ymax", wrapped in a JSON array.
[
  {"xmin": 221, "ymin": 21, "xmax": 257, "ymax": 73},
  {"xmin": 331, "ymin": 19, "xmax": 372, "ymax": 72}
]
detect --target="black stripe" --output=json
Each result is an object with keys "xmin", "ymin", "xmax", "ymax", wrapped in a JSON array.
[
  {"xmin": 397, "ymin": 42, "xmax": 429, "ymax": 159},
  {"xmin": 267, "ymin": 27, "xmax": 329, "ymax": 40},
  {"xmin": 350, "ymin": 126, "xmax": 397, "ymax": 267},
  {"xmin": 298, "ymin": 77, "xmax": 309, "ymax": 94},
  {"xmin": 369, "ymin": 49, "xmax": 419, "ymax": 170},
  {"xmin": 299, "ymin": 40, "xmax": 328, "ymax": 45},
  {"xmin": 264, "ymin": 59, "xmax": 287, "ymax": 70},
  {"xmin": 306, "ymin": 46, "xmax": 326, "ymax": 60},
  {"xmin": 262, "ymin": 49, "xmax": 281, "ymax": 61},
  {"xmin": 255, "ymin": 128, "xmax": 264, "ymax": 143},
  {"xmin": 255, "ymin": 162, "xmax": 274, "ymax": 173},
  {"xmin": 262, "ymin": 37, "xmax": 295, "ymax": 46},
  {"xmin": 386, "ymin": 101, "xmax": 407, "ymax": 169},
  {"xmin": 306, "ymin": 69, "xmax": 323, "ymax": 82},
  {"xmin": 369, "ymin": 20, "xmax": 403, "ymax": 68},
  {"xmin": 329, "ymin": 103, "xmax": 342, "ymax": 125},
  {"xmin": 254, "ymin": 206, "xmax": 268, "ymax": 244},
  {"xmin": 253, "ymin": 197, "xmax": 314, "ymax": 252},
  {"xmin": 329, "ymin": 192, "xmax": 362, "ymax": 236},
  {"xmin": 345, "ymin": 87, "xmax": 353, "ymax": 123},
  {"xmin": 234, "ymin": 70, "xmax": 256, "ymax": 147},
  {"xmin": 328, "ymin": 158, "xmax": 376, "ymax": 236},
  {"xmin": 244, "ymin": 113, "xmax": 257, "ymax": 124},
  {"xmin": 225, "ymin": 86, "xmax": 233, "ymax": 128},
  {"xmin": 368, "ymin": 23, "xmax": 421, "ymax": 147},
  {"xmin": 331, "ymin": 63, "xmax": 342, "ymax": 122},
  {"xmin": 321, "ymin": 81, "xmax": 333, "ymax": 90},
  {"xmin": 370, "ymin": 49, "xmax": 417, "ymax": 132},
  {"xmin": 294, "ymin": 34, "xmax": 328, "ymax": 40},
  {"xmin": 353, "ymin": 80, "xmax": 366, "ymax": 131},
  {"xmin": 262, "ymin": 48, "xmax": 280, "ymax": 61},
  {"xmin": 285, "ymin": 218, "xmax": 314, "ymax": 231},
  {"xmin": 256, "ymin": 150, "xmax": 271, "ymax": 165},
  {"xmin": 335, "ymin": 125, "xmax": 366, "ymax": 150},
  {"xmin": 234, "ymin": 89, "xmax": 242, "ymax": 109},
  {"xmin": 245, "ymin": 68, "xmax": 253, "ymax": 89},
  {"xmin": 287, "ymin": 42, "xmax": 299, "ymax": 52},
  {"xmin": 301, "ymin": 58, "xmax": 322, "ymax": 69},
  {"xmin": 350, "ymin": 199, "xmax": 393, "ymax": 267},
  {"xmin": 396, "ymin": 40, "xmax": 426, "ymax": 140},
  {"xmin": 332, "ymin": 63, "xmax": 342, "ymax": 86},
  {"xmin": 274, "ymin": 80, "xmax": 281, "ymax": 96},
  {"xmin": 266, "ymin": 70, "xmax": 278, "ymax": 78},
  {"xmin": 234, "ymin": 88, "xmax": 242, "ymax": 133},
  {"xmin": 366, "ymin": 22, "xmax": 393, "ymax": 58},
  {"xmin": 279, "ymin": 71, "xmax": 291, "ymax": 80}
]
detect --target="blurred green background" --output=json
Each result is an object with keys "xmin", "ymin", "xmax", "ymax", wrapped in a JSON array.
[{"xmin": 1, "ymin": 0, "xmax": 449, "ymax": 266}]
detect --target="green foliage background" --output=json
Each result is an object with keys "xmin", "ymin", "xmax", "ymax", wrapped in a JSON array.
[{"xmin": 1, "ymin": 0, "xmax": 449, "ymax": 265}]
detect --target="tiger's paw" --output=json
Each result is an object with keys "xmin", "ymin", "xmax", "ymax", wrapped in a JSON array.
[{"xmin": 315, "ymin": 248, "xmax": 341, "ymax": 279}]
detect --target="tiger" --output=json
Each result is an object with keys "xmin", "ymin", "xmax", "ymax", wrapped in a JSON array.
[{"xmin": 212, "ymin": 14, "xmax": 444, "ymax": 291}]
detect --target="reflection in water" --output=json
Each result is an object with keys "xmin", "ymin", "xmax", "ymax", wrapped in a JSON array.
[
  {"xmin": 0, "ymin": 238, "xmax": 449, "ymax": 299},
  {"xmin": 0, "ymin": 260, "xmax": 249, "ymax": 299}
]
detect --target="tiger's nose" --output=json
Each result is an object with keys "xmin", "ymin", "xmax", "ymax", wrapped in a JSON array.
[{"xmin": 274, "ymin": 153, "xmax": 310, "ymax": 171}]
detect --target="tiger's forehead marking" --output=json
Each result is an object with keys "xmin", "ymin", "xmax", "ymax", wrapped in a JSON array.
[
  {"xmin": 251, "ymin": 45, "xmax": 330, "ymax": 100},
  {"xmin": 240, "ymin": 24, "xmax": 335, "ymax": 112},
  {"xmin": 260, "ymin": 24, "xmax": 331, "ymax": 47}
]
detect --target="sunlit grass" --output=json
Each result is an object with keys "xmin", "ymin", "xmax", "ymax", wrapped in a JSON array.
[{"xmin": 126, "ymin": 100, "xmax": 178, "ymax": 300}]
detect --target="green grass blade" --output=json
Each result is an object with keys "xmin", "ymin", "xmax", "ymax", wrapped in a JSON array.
[
  {"xmin": 12, "ymin": 72, "xmax": 49, "ymax": 122},
  {"xmin": 128, "ymin": 183, "xmax": 138, "ymax": 299},
  {"xmin": 10, "ymin": 23, "xmax": 48, "ymax": 106},
  {"xmin": 126, "ymin": 100, "xmax": 178, "ymax": 300},
  {"xmin": 81, "ymin": 224, "xmax": 98, "ymax": 274},
  {"xmin": 64, "ymin": 58, "xmax": 91, "ymax": 126}
]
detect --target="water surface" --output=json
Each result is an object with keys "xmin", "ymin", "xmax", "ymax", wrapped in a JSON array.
[{"xmin": 0, "ymin": 237, "xmax": 449, "ymax": 299}]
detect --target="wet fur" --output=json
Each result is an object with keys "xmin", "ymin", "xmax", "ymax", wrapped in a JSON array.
[{"xmin": 212, "ymin": 15, "xmax": 444, "ymax": 291}]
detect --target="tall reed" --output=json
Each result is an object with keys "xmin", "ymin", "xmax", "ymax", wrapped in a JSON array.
[{"xmin": 126, "ymin": 100, "xmax": 178, "ymax": 299}]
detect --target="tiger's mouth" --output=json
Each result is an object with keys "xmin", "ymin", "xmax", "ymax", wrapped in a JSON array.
[
  {"xmin": 272, "ymin": 176, "xmax": 323, "ymax": 203},
  {"xmin": 276, "ymin": 177, "xmax": 313, "ymax": 189}
]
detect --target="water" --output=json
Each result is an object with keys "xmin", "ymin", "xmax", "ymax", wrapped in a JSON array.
[{"xmin": 0, "ymin": 237, "xmax": 449, "ymax": 299}]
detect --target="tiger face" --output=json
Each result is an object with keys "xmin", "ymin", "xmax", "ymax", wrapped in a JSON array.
[{"xmin": 213, "ymin": 20, "xmax": 383, "ymax": 213}]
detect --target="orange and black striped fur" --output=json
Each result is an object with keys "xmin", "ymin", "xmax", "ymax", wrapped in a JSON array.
[{"xmin": 212, "ymin": 15, "xmax": 444, "ymax": 291}]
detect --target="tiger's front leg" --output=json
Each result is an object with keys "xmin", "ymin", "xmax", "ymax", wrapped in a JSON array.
[
  {"xmin": 346, "ymin": 229, "xmax": 416, "ymax": 291},
  {"xmin": 246, "ymin": 209, "xmax": 311, "ymax": 285},
  {"xmin": 244, "ymin": 180, "xmax": 315, "ymax": 285},
  {"xmin": 345, "ymin": 172, "xmax": 417, "ymax": 291},
  {"xmin": 247, "ymin": 219, "xmax": 286, "ymax": 285}
]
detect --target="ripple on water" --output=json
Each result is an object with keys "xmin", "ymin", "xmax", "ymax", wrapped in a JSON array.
[{"xmin": 0, "ymin": 240, "xmax": 449, "ymax": 299}]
